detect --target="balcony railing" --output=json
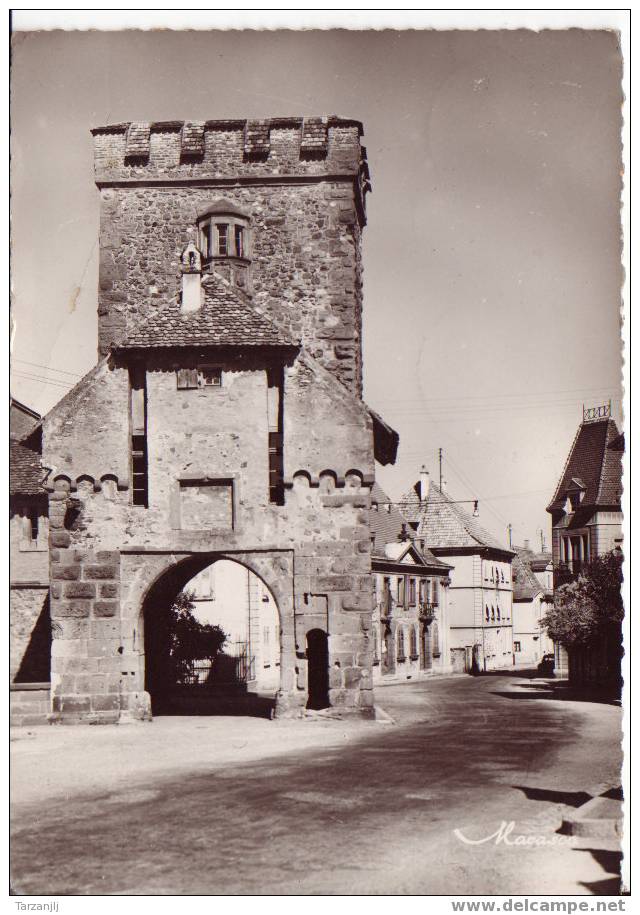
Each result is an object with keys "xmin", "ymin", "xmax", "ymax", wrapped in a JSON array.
[{"xmin": 419, "ymin": 602, "xmax": 436, "ymax": 622}]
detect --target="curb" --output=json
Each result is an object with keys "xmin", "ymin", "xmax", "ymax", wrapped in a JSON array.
[
  {"xmin": 562, "ymin": 787, "xmax": 623, "ymax": 839},
  {"xmin": 373, "ymin": 705, "xmax": 395, "ymax": 724}
]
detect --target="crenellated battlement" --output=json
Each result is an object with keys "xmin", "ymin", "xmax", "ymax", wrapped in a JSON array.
[{"xmin": 92, "ymin": 117, "xmax": 371, "ymax": 203}]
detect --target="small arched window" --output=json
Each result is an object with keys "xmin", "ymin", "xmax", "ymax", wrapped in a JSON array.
[
  {"xmin": 485, "ymin": 605, "xmax": 490, "ymax": 622},
  {"xmin": 491, "ymin": 606, "xmax": 495, "ymax": 622},
  {"xmin": 497, "ymin": 606, "xmax": 501, "ymax": 621}
]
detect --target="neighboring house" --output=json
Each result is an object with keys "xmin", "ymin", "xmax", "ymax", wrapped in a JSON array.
[
  {"xmin": 512, "ymin": 544, "xmax": 554, "ymax": 665},
  {"xmin": 10, "ymin": 405, "xmax": 51, "ymax": 726},
  {"xmin": 547, "ymin": 408, "xmax": 623, "ymax": 589},
  {"xmin": 546, "ymin": 406, "xmax": 624, "ymax": 681},
  {"xmin": 31, "ymin": 116, "xmax": 400, "ymax": 723},
  {"xmin": 402, "ymin": 470, "xmax": 515, "ymax": 673},
  {"xmin": 188, "ymin": 561, "xmax": 280, "ymax": 691},
  {"xmin": 369, "ymin": 482, "xmax": 452, "ymax": 683},
  {"xmin": 10, "ymin": 397, "xmax": 41, "ymax": 443}
]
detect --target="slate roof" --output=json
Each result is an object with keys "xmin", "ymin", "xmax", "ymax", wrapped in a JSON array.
[
  {"xmin": 10, "ymin": 397, "xmax": 41, "ymax": 442},
  {"xmin": 10, "ymin": 440, "xmax": 44, "ymax": 496},
  {"xmin": 118, "ymin": 276, "xmax": 298, "ymax": 350},
  {"xmin": 547, "ymin": 418, "xmax": 624, "ymax": 512},
  {"xmin": 400, "ymin": 480, "xmax": 513, "ymax": 554},
  {"xmin": 369, "ymin": 482, "xmax": 451, "ymax": 571},
  {"xmin": 529, "ymin": 552, "xmax": 553, "ymax": 572},
  {"xmin": 511, "ymin": 547, "xmax": 548, "ymax": 601}
]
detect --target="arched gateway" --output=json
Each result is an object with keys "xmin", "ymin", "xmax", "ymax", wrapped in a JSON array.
[
  {"xmin": 141, "ymin": 554, "xmax": 284, "ymax": 717},
  {"xmin": 116, "ymin": 549, "xmax": 296, "ymax": 721}
]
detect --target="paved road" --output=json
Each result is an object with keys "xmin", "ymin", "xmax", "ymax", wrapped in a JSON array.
[{"xmin": 11, "ymin": 672, "xmax": 623, "ymax": 895}]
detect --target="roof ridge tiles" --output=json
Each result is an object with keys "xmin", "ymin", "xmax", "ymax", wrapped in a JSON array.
[{"xmin": 117, "ymin": 274, "xmax": 299, "ymax": 350}]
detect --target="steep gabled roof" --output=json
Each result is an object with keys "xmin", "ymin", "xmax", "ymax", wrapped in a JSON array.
[
  {"xmin": 529, "ymin": 552, "xmax": 553, "ymax": 572},
  {"xmin": 547, "ymin": 418, "xmax": 623, "ymax": 512},
  {"xmin": 369, "ymin": 482, "xmax": 451, "ymax": 571},
  {"xmin": 512, "ymin": 547, "xmax": 546, "ymax": 601},
  {"xmin": 10, "ymin": 440, "xmax": 44, "ymax": 496},
  {"xmin": 400, "ymin": 480, "xmax": 512, "ymax": 554},
  {"xmin": 117, "ymin": 276, "xmax": 298, "ymax": 350},
  {"xmin": 10, "ymin": 397, "xmax": 41, "ymax": 442}
]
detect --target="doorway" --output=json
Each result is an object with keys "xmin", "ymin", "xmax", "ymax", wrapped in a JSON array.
[{"xmin": 306, "ymin": 628, "xmax": 329, "ymax": 710}]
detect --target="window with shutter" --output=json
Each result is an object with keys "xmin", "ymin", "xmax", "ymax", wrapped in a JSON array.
[
  {"xmin": 397, "ymin": 628, "xmax": 406, "ymax": 661},
  {"xmin": 176, "ymin": 369, "xmax": 199, "ymax": 390},
  {"xmin": 409, "ymin": 626, "xmax": 418, "ymax": 659}
]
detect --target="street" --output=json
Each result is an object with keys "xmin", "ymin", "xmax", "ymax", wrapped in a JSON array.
[{"xmin": 11, "ymin": 671, "xmax": 623, "ymax": 896}]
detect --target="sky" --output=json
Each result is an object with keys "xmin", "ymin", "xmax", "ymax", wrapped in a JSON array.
[{"xmin": 10, "ymin": 24, "xmax": 624, "ymax": 550}]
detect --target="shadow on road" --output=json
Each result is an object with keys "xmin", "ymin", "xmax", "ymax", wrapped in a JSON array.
[
  {"xmin": 475, "ymin": 667, "xmax": 544, "ymax": 679},
  {"xmin": 577, "ymin": 848, "xmax": 623, "ymax": 895},
  {"xmin": 512, "ymin": 785, "xmax": 592, "ymax": 808},
  {"xmin": 490, "ymin": 681, "xmax": 621, "ymax": 706}
]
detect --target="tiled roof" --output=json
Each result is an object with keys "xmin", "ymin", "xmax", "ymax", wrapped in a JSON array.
[
  {"xmin": 547, "ymin": 418, "xmax": 623, "ymax": 512},
  {"xmin": 118, "ymin": 276, "xmax": 297, "ymax": 350},
  {"xmin": 10, "ymin": 397, "xmax": 41, "ymax": 442},
  {"xmin": 512, "ymin": 547, "xmax": 546, "ymax": 601},
  {"xmin": 529, "ymin": 552, "xmax": 553, "ymax": 572},
  {"xmin": 400, "ymin": 481, "xmax": 512, "ymax": 554},
  {"xmin": 369, "ymin": 482, "xmax": 451, "ymax": 571},
  {"xmin": 10, "ymin": 440, "xmax": 44, "ymax": 495}
]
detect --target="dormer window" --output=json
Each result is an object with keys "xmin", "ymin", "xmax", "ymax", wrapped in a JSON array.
[
  {"xmin": 568, "ymin": 491, "xmax": 583, "ymax": 511},
  {"xmin": 196, "ymin": 199, "xmax": 250, "ymax": 264}
]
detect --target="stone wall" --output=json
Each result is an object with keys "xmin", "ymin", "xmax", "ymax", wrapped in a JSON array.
[
  {"xmin": 10, "ymin": 586, "xmax": 50, "ymax": 684},
  {"xmin": 94, "ymin": 118, "xmax": 369, "ymax": 395},
  {"xmin": 43, "ymin": 345, "xmax": 377, "ymax": 721},
  {"xmin": 10, "ymin": 498, "xmax": 50, "ymax": 690},
  {"xmin": 10, "ymin": 685, "xmax": 51, "ymax": 728},
  {"xmin": 10, "ymin": 503, "xmax": 49, "ymax": 583}
]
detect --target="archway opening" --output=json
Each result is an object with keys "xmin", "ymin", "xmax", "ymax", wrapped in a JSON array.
[
  {"xmin": 306, "ymin": 628, "xmax": 329, "ymax": 710},
  {"xmin": 142, "ymin": 557, "xmax": 280, "ymax": 718}
]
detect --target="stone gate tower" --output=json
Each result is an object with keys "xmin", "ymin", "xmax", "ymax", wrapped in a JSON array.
[
  {"xmin": 41, "ymin": 117, "xmax": 397, "ymax": 723},
  {"xmin": 94, "ymin": 117, "xmax": 371, "ymax": 396}
]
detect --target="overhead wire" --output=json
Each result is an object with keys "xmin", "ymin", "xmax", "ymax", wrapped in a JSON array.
[
  {"xmin": 11, "ymin": 371, "xmax": 75, "ymax": 389},
  {"xmin": 12, "ymin": 358, "xmax": 82, "ymax": 379}
]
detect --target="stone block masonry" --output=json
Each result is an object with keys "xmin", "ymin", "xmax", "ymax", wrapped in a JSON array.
[
  {"xmin": 47, "ymin": 485, "xmax": 138, "ymax": 724},
  {"xmin": 93, "ymin": 118, "xmax": 370, "ymax": 396}
]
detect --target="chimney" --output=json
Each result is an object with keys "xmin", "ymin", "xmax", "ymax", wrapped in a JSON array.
[
  {"xmin": 180, "ymin": 241, "xmax": 203, "ymax": 314},
  {"xmin": 419, "ymin": 465, "xmax": 430, "ymax": 502},
  {"xmin": 524, "ymin": 539, "xmax": 530, "ymax": 551}
]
